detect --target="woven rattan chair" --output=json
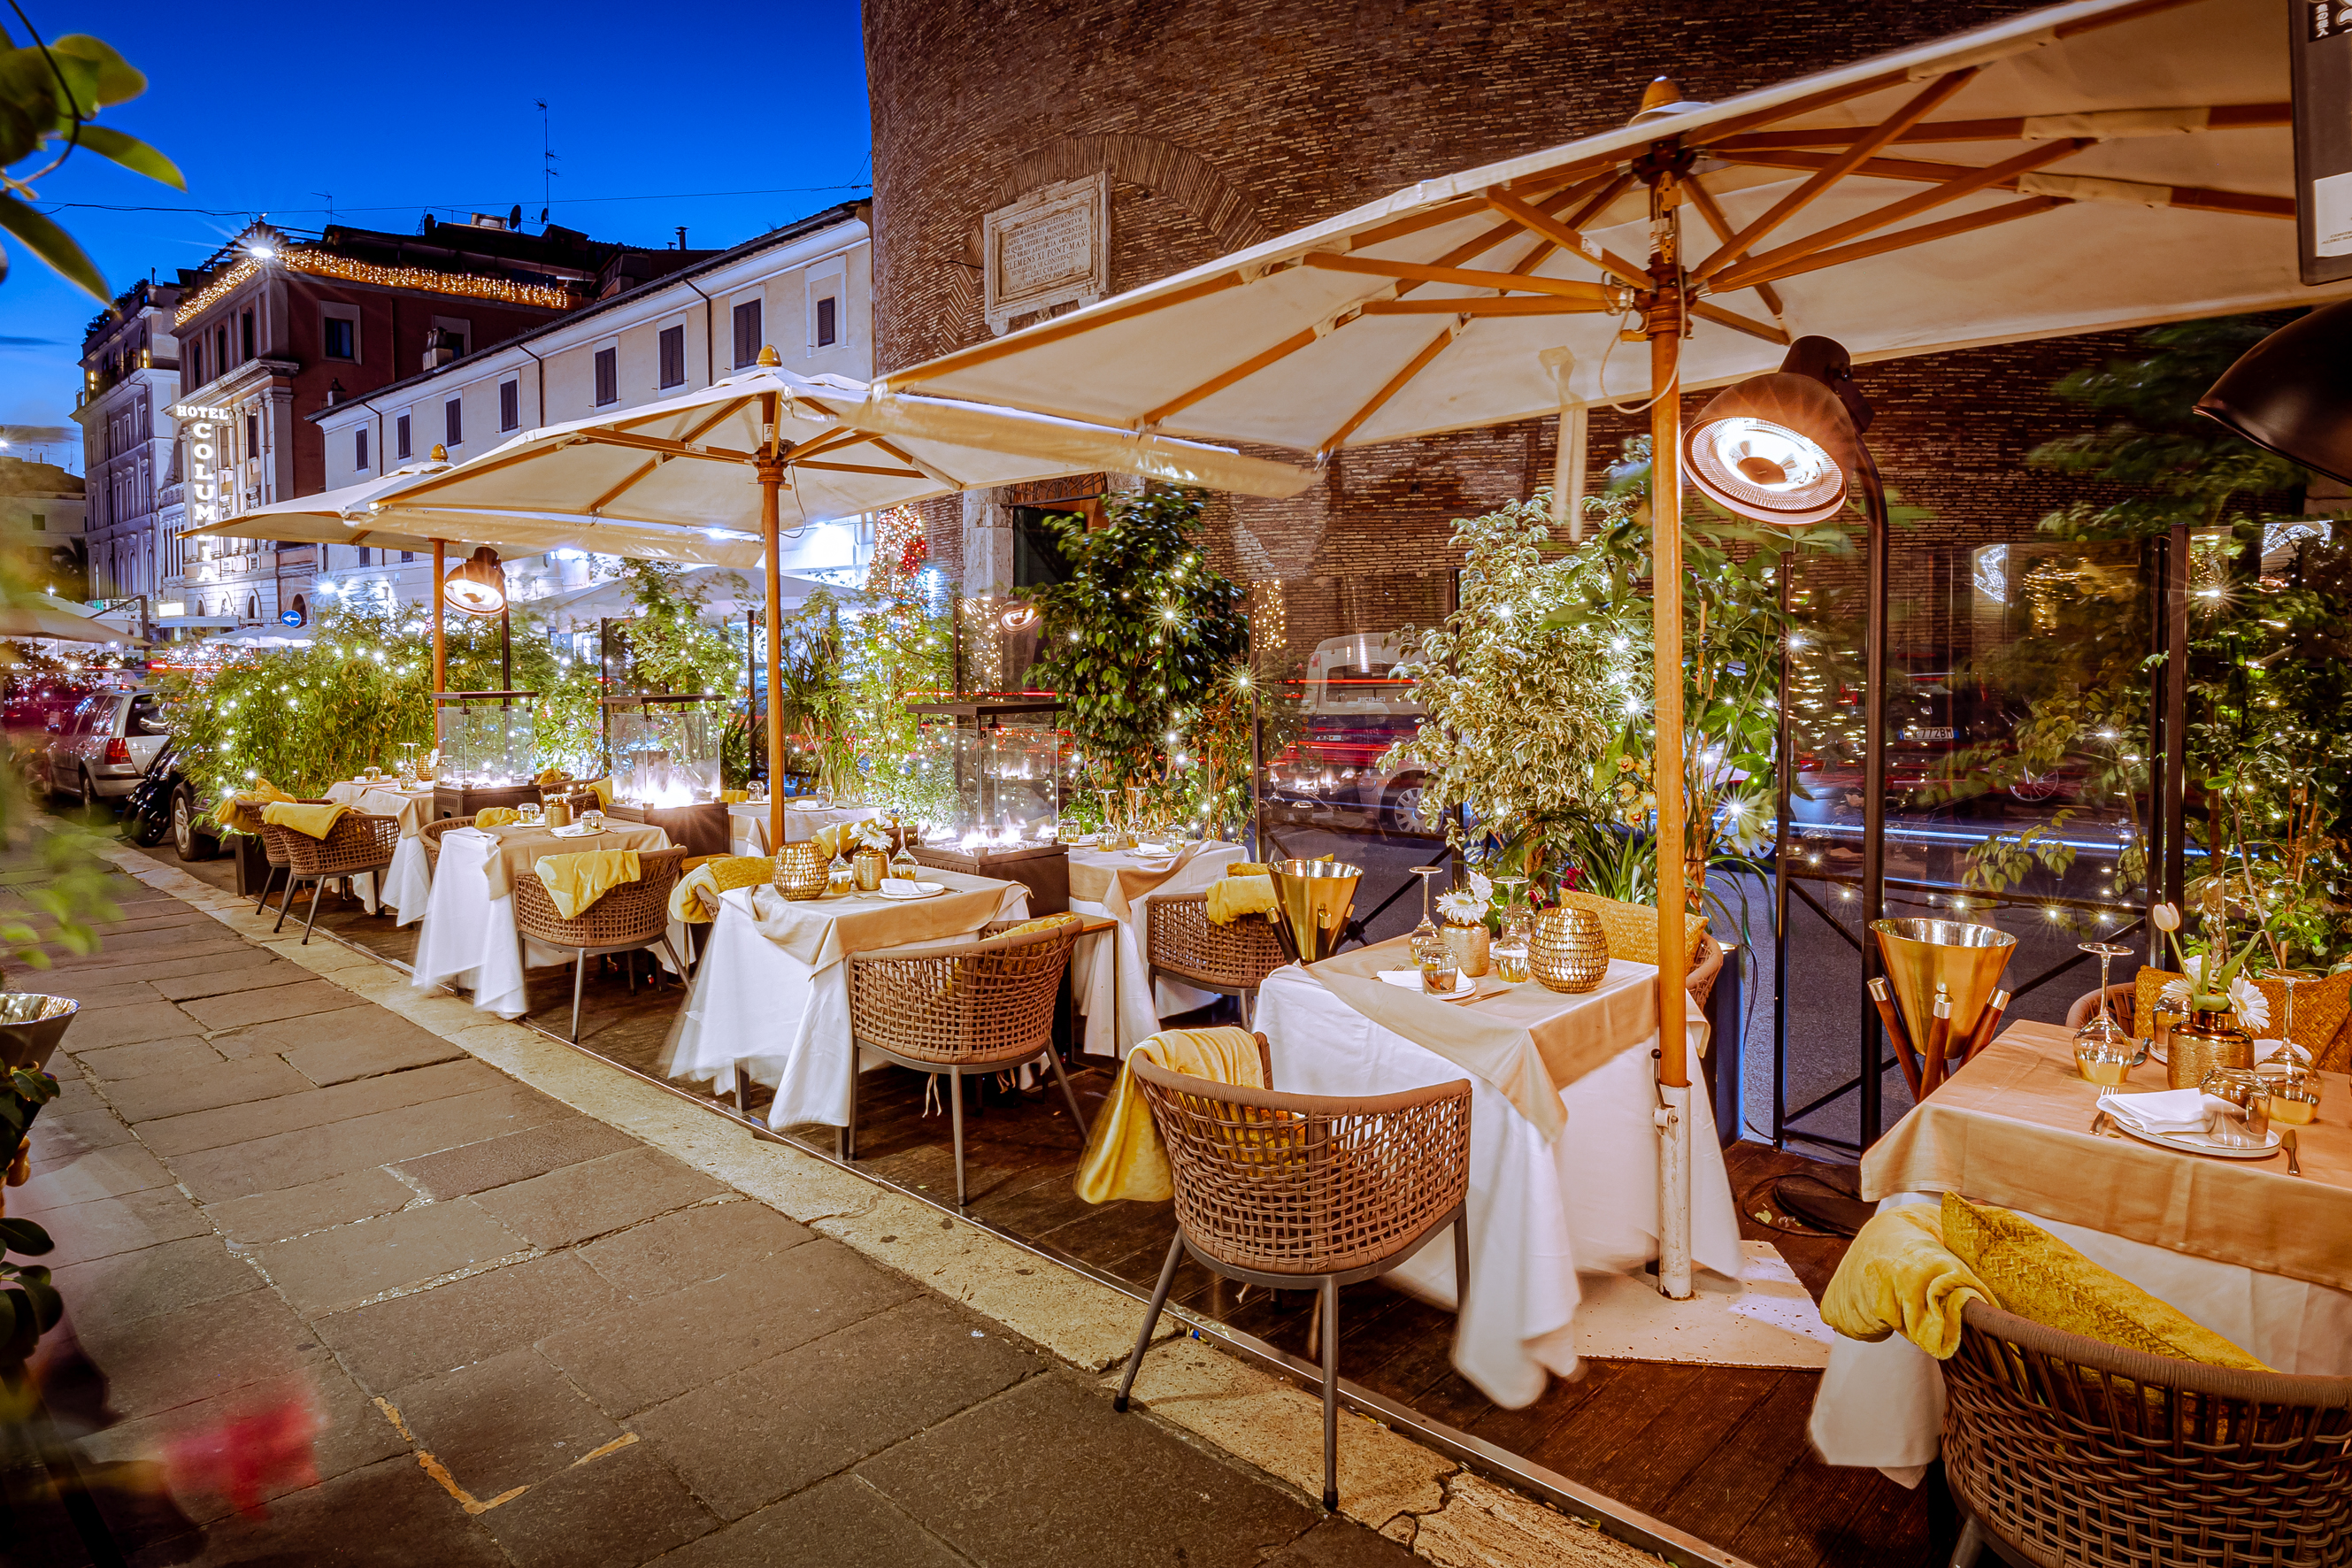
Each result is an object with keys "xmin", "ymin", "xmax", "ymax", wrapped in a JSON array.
[
  {"xmin": 843, "ymin": 919, "xmax": 1086, "ymax": 1206},
  {"xmin": 2064, "ymin": 983, "xmax": 2138, "ymax": 1036},
  {"xmin": 276, "ymin": 811, "xmax": 402, "ymax": 944},
  {"xmin": 1113, "ymin": 1052, "xmax": 1473, "ymax": 1512},
  {"xmin": 1147, "ymin": 895, "xmax": 1287, "ymax": 1027},
  {"xmin": 419, "ymin": 814, "xmax": 473, "ymax": 877},
  {"xmin": 253, "ymin": 797, "xmax": 333, "ymax": 919},
  {"xmin": 1943, "ymin": 1299, "xmax": 2352, "ymax": 1568},
  {"xmin": 511, "ymin": 847, "xmax": 688, "ymax": 1043}
]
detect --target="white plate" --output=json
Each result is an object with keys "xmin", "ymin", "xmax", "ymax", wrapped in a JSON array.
[
  {"xmin": 2107, "ymin": 1117, "xmax": 2280, "ymax": 1159},
  {"xmin": 549, "ymin": 824, "xmax": 603, "ymax": 838},
  {"xmin": 878, "ymin": 880, "xmax": 947, "ymax": 900},
  {"xmin": 1376, "ymin": 968, "xmax": 1477, "ymax": 1000}
]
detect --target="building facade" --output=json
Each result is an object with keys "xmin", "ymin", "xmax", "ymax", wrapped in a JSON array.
[
  {"xmin": 307, "ymin": 202, "xmax": 876, "ymax": 617},
  {"xmin": 0, "ymin": 457, "xmax": 88, "ymax": 598},
  {"xmin": 72, "ymin": 280, "xmax": 180, "ymax": 613},
  {"xmin": 161, "ymin": 215, "xmax": 695, "ymax": 632}
]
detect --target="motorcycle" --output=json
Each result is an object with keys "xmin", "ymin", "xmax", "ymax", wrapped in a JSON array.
[{"xmin": 123, "ymin": 740, "xmax": 179, "ymax": 849}]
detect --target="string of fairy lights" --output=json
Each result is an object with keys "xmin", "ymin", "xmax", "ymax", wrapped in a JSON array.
[{"xmin": 175, "ymin": 250, "xmax": 575, "ymax": 327}]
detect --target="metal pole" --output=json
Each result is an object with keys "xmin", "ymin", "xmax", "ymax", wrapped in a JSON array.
[
  {"xmin": 759, "ymin": 396, "xmax": 787, "ymax": 859},
  {"xmin": 1772, "ymin": 551, "xmax": 1793, "ymax": 1148},
  {"xmin": 430, "ymin": 539, "xmax": 446, "ymax": 693},
  {"xmin": 1643, "ymin": 159, "xmax": 1693, "ymax": 1303},
  {"xmin": 500, "ymin": 603, "xmax": 511, "ymax": 696},
  {"xmin": 2159, "ymin": 519, "xmax": 2188, "ymax": 908},
  {"xmin": 1856, "ymin": 449, "xmax": 1891, "ymax": 1148}
]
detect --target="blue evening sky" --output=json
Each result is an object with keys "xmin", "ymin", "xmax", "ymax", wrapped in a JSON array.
[{"xmin": 1, "ymin": 1, "xmax": 872, "ymax": 468}]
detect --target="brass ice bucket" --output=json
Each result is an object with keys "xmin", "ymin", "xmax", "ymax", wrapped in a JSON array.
[
  {"xmin": 0, "ymin": 994, "xmax": 77, "ymax": 1075},
  {"xmin": 1268, "ymin": 859, "xmax": 1361, "ymax": 965},
  {"xmin": 1870, "ymin": 919, "xmax": 2016, "ymax": 1067}
]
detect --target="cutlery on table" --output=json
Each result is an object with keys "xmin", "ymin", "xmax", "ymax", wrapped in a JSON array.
[{"xmin": 2283, "ymin": 1128, "xmax": 2301, "ymax": 1176}]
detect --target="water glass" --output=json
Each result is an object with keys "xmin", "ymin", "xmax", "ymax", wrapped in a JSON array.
[
  {"xmin": 1412, "ymin": 927, "xmax": 1457, "ymax": 995},
  {"xmin": 1492, "ymin": 942, "xmax": 1531, "ymax": 985},
  {"xmin": 2258, "ymin": 1061, "xmax": 2323, "ymax": 1126}
]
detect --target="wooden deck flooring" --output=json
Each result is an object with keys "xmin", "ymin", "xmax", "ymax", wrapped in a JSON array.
[{"xmin": 147, "ymin": 851, "xmax": 1943, "ymax": 1568}]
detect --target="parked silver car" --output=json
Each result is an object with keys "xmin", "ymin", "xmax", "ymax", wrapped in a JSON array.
[{"xmin": 42, "ymin": 688, "xmax": 169, "ymax": 804}]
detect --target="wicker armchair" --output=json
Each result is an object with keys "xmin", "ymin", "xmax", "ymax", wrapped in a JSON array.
[
  {"xmin": 2064, "ymin": 983, "xmax": 2137, "ymax": 1036},
  {"xmin": 1943, "ymin": 1299, "xmax": 2352, "ymax": 1568},
  {"xmin": 419, "ymin": 814, "xmax": 473, "ymax": 877},
  {"xmin": 253, "ymin": 797, "xmax": 333, "ymax": 918},
  {"xmin": 1112, "ymin": 1050, "xmax": 1473, "ymax": 1513},
  {"xmin": 511, "ymin": 847, "xmax": 688, "ymax": 1043},
  {"xmin": 1147, "ymin": 895, "xmax": 1287, "ymax": 1027},
  {"xmin": 275, "ymin": 811, "xmax": 402, "ymax": 944},
  {"xmin": 843, "ymin": 919, "xmax": 1086, "ymax": 1206}
]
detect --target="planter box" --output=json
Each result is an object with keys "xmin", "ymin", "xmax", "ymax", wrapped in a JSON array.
[
  {"xmin": 432, "ymin": 783, "xmax": 541, "ymax": 820},
  {"xmin": 232, "ymin": 832, "xmax": 272, "ymax": 898},
  {"xmin": 602, "ymin": 801, "xmax": 731, "ymax": 858},
  {"xmin": 905, "ymin": 842, "xmax": 1069, "ymax": 916}
]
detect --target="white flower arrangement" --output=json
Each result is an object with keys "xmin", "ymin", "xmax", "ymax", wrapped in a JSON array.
[
  {"xmin": 853, "ymin": 819, "xmax": 897, "ymax": 852},
  {"xmin": 1436, "ymin": 871, "xmax": 1493, "ymax": 926},
  {"xmin": 2157, "ymin": 957, "xmax": 2271, "ymax": 1031}
]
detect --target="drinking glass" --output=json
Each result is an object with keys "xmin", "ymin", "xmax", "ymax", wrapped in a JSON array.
[
  {"xmin": 2072, "ymin": 940, "xmax": 2140, "ymax": 1081},
  {"xmin": 1408, "ymin": 865, "xmax": 1444, "ymax": 951},
  {"xmin": 1412, "ymin": 926, "xmax": 1458, "ymax": 995},
  {"xmin": 2260, "ymin": 968, "xmax": 2323, "ymax": 1062},
  {"xmin": 2257, "ymin": 1061, "xmax": 2323, "ymax": 1126},
  {"xmin": 581, "ymin": 809, "xmax": 605, "ymax": 834}
]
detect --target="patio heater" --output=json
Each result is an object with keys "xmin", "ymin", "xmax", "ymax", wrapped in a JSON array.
[
  {"xmin": 2194, "ymin": 298, "xmax": 2352, "ymax": 481},
  {"xmin": 434, "ymin": 546, "xmax": 541, "ymax": 819}
]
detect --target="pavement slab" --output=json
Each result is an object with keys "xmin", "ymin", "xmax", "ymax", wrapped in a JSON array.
[
  {"xmin": 313, "ymin": 1249, "xmax": 624, "ymax": 1392},
  {"xmin": 249, "ymin": 1196, "xmax": 529, "ymax": 1315},
  {"xmin": 384, "ymin": 1345, "xmax": 626, "ymax": 1499},
  {"xmin": 203, "ymin": 1164, "xmax": 420, "ymax": 1243},
  {"xmin": 655, "ymin": 1474, "xmax": 972, "ymax": 1568},
  {"xmin": 392, "ymin": 1114, "xmax": 639, "ymax": 1200},
  {"xmin": 95, "ymin": 1053, "xmax": 316, "ymax": 1125},
  {"xmin": 474, "ymin": 1433, "xmax": 719, "ymax": 1568},
  {"xmin": 463, "ymin": 1143, "xmax": 727, "ymax": 1249},
  {"xmin": 574, "ymin": 1195, "xmax": 813, "ymax": 1300}
]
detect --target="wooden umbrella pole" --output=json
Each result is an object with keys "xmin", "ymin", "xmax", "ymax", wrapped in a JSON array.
[
  {"xmin": 1644, "ymin": 159, "xmax": 1695, "ymax": 1303},
  {"xmin": 430, "ymin": 540, "xmax": 447, "ymax": 765},
  {"xmin": 758, "ymin": 391, "xmax": 787, "ymax": 858}
]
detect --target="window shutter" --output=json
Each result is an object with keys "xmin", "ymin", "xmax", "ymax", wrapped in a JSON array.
[
  {"xmin": 732, "ymin": 300, "xmax": 761, "ymax": 367},
  {"xmin": 594, "ymin": 347, "xmax": 619, "ymax": 406},
  {"xmin": 659, "ymin": 325, "xmax": 685, "ymax": 388},
  {"xmin": 356, "ymin": 427, "xmax": 368, "ymax": 470},
  {"xmin": 816, "ymin": 296, "xmax": 837, "ymax": 348},
  {"xmin": 500, "ymin": 380, "xmax": 519, "ymax": 432},
  {"xmin": 396, "ymin": 414, "xmax": 411, "ymax": 460},
  {"xmin": 445, "ymin": 397, "xmax": 463, "ymax": 448}
]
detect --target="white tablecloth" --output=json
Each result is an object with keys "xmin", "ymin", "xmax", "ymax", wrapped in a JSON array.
[
  {"xmin": 1066, "ymin": 842, "xmax": 1244, "ymax": 1057},
  {"xmin": 411, "ymin": 826, "xmax": 678, "ymax": 1018},
  {"xmin": 729, "ymin": 801, "xmax": 875, "ymax": 857},
  {"xmin": 322, "ymin": 780, "xmax": 435, "ymax": 922},
  {"xmin": 1255, "ymin": 963, "xmax": 1741, "ymax": 1410},
  {"xmin": 665, "ymin": 874, "xmax": 1030, "ymax": 1128},
  {"xmin": 1810, "ymin": 1192, "xmax": 2352, "ymax": 1486}
]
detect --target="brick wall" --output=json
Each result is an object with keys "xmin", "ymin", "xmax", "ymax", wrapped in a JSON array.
[{"xmin": 864, "ymin": 0, "xmax": 2171, "ymax": 657}]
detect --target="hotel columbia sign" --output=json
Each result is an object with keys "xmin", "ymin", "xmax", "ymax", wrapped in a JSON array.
[
  {"xmin": 173, "ymin": 404, "xmax": 234, "ymax": 524},
  {"xmin": 982, "ymin": 172, "xmax": 1110, "ymax": 335}
]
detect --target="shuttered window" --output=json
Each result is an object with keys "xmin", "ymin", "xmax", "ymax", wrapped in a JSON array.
[
  {"xmin": 594, "ymin": 346, "xmax": 619, "ymax": 406},
  {"xmin": 499, "ymin": 380, "xmax": 519, "ymax": 432},
  {"xmin": 731, "ymin": 299, "xmax": 761, "ymax": 368},
  {"xmin": 658, "ymin": 325, "xmax": 686, "ymax": 388}
]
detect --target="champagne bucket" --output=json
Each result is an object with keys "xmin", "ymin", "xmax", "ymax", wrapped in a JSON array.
[
  {"xmin": 0, "ymin": 994, "xmax": 77, "ymax": 1075},
  {"xmin": 1870, "ymin": 919, "xmax": 2016, "ymax": 1065},
  {"xmin": 1268, "ymin": 859, "xmax": 1362, "ymax": 965}
]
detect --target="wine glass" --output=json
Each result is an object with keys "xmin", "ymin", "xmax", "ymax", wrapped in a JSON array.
[
  {"xmin": 2072, "ymin": 940, "xmax": 2140, "ymax": 1083},
  {"xmin": 2258, "ymin": 967, "xmax": 2323, "ymax": 1065},
  {"xmin": 1408, "ymin": 865, "xmax": 1444, "ymax": 946},
  {"xmin": 1493, "ymin": 874, "xmax": 1532, "ymax": 983}
]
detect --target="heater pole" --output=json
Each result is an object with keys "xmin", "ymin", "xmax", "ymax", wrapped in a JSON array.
[
  {"xmin": 758, "ymin": 392, "xmax": 787, "ymax": 859},
  {"xmin": 431, "ymin": 539, "xmax": 446, "ymax": 693},
  {"xmin": 1642, "ymin": 153, "xmax": 1694, "ymax": 1303}
]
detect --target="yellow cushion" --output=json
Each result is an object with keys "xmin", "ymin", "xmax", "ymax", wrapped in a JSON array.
[
  {"xmin": 213, "ymin": 776, "xmax": 294, "ymax": 830},
  {"xmin": 259, "ymin": 801, "xmax": 349, "ymax": 839},
  {"xmin": 1555, "ymin": 888, "xmax": 1709, "ymax": 967},
  {"xmin": 1940, "ymin": 1193, "xmax": 2267, "ymax": 1370},
  {"xmin": 533, "ymin": 849, "xmax": 641, "ymax": 920},
  {"xmin": 995, "ymin": 911, "xmax": 1081, "ymax": 943},
  {"xmin": 1075, "ymin": 1026, "xmax": 1267, "ymax": 1204}
]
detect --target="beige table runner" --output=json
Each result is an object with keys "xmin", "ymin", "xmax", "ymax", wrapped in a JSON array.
[
  {"xmin": 476, "ymin": 822, "xmax": 670, "ymax": 901},
  {"xmin": 742, "ymin": 866, "xmax": 1014, "ymax": 971},
  {"xmin": 1067, "ymin": 842, "xmax": 1209, "ymax": 919},
  {"xmin": 1308, "ymin": 937, "xmax": 1662, "ymax": 1140},
  {"xmin": 326, "ymin": 780, "xmax": 435, "ymax": 837},
  {"xmin": 1862, "ymin": 1021, "xmax": 2352, "ymax": 1293}
]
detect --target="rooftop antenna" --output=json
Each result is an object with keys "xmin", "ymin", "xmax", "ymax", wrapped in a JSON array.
[
  {"xmin": 312, "ymin": 190, "xmax": 334, "ymax": 224},
  {"xmin": 535, "ymin": 99, "xmax": 558, "ymax": 226}
]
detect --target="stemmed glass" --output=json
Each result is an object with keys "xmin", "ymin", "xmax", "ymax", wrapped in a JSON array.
[
  {"xmin": 1408, "ymin": 865, "xmax": 1454, "ymax": 994},
  {"xmin": 2072, "ymin": 940, "xmax": 2140, "ymax": 1083},
  {"xmin": 1493, "ymin": 874, "xmax": 1532, "ymax": 983},
  {"xmin": 2261, "ymin": 967, "xmax": 2323, "ymax": 1064}
]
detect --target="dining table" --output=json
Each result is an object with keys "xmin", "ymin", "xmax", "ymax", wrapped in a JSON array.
[
  {"xmin": 727, "ymin": 799, "xmax": 877, "ymax": 857},
  {"xmin": 1255, "ymin": 937, "xmax": 1739, "ymax": 1410},
  {"xmin": 323, "ymin": 779, "xmax": 437, "ymax": 923},
  {"xmin": 411, "ymin": 819, "xmax": 673, "ymax": 1018},
  {"xmin": 664, "ymin": 867, "xmax": 1030, "ymax": 1129},
  {"xmin": 1809, "ymin": 1020, "xmax": 2352, "ymax": 1486},
  {"xmin": 1064, "ymin": 839, "xmax": 1245, "ymax": 1057}
]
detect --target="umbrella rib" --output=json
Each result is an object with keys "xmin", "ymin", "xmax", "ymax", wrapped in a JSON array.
[
  {"xmin": 1683, "ymin": 179, "xmax": 1787, "ymax": 322},
  {"xmin": 1714, "ymin": 148, "xmax": 2293, "ymax": 219},
  {"xmin": 783, "ymin": 427, "xmax": 864, "ymax": 461},
  {"xmin": 1318, "ymin": 324, "xmax": 1459, "ymax": 457},
  {"xmin": 1688, "ymin": 301, "xmax": 1789, "ymax": 346},
  {"xmin": 1301, "ymin": 253, "xmax": 1610, "ymax": 301},
  {"xmin": 1716, "ymin": 194, "xmax": 2071, "ymax": 293},
  {"xmin": 1480, "ymin": 188, "xmax": 1650, "ymax": 290},
  {"xmin": 893, "ymin": 273, "xmax": 1246, "ymax": 389},
  {"xmin": 587, "ymin": 458, "xmax": 662, "ymax": 514},
  {"xmin": 1360, "ymin": 298, "xmax": 1608, "ymax": 316},
  {"xmin": 1707, "ymin": 138, "xmax": 2093, "ymax": 292},
  {"xmin": 1692, "ymin": 67, "xmax": 1980, "ymax": 285},
  {"xmin": 792, "ymin": 461, "xmax": 929, "ymax": 479},
  {"xmin": 1344, "ymin": 169, "xmax": 1595, "ymax": 252},
  {"xmin": 1712, "ymin": 101, "xmax": 2288, "ymax": 151},
  {"xmin": 1140, "ymin": 326, "xmax": 1323, "ymax": 427},
  {"xmin": 863, "ymin": 435, "xmax": 963, "ymax": 490},
  {"xmin": 573, "ymin": 430, "xmax": 754, "ymax": 464}
]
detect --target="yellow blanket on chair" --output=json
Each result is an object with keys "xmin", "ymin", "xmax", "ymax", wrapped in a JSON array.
[
  {"xmin": 214, "ymin": 777, "xmax": 293, "ymax": 833},
  {"xmin": 1820, "ymin": 1203, "xmax": 1995, "ymax": 1359},
  {"xmin": 533, "ymin": 849, "xmax": 641, "ymax": 919},
  {"xmin": 1204, "ymin": 873, "xmax": 1276, "ymax": 925},
  {"xmin": 1074, "ymin": 1026, "xmax": 1265, "ymax": 1204},
  {"xmin": 259, "ymin": 801, "xmax": 348, "ymax": 839},
  {"xmin": 668, "ymin": 855, "xmax": 774, "ymax": 923}
]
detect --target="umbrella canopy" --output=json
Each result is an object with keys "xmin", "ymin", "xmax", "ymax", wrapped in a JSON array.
[
  {"xmin": 0, "ymin": 603, "xmax": 136, "ymax": 645},
  {"xmin": 879, "ymin": 0, "xmax": 2311, "ymax": 451},
  {"xmin": 525, "ymin": 565, "xmax": 825, "ymax": 626}
]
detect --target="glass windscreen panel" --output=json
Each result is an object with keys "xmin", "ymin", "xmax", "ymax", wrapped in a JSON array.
[
  {"xmin": 434, "ymin": 693, "xmax": 536, "ymax": 787},
  {"xmin": 608, "ymin": 697, "xmax": 724, "ymax": 807},
  {"xmin": 903, "ymin": 711, "xmax": 1068, "ymax": 849}
]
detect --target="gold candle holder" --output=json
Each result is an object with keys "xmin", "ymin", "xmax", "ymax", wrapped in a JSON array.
[
  {"xmin": 2167, "ymin": 1007, "xmax": 2253, "ymax": 1090},
  {"xmin": 775, "ymin": 841, "xmax": 828, "ymax": 901},
  {"xmin": 1530, "ymin": 907, "xmax": 1608, "ymax": 994},
  {"xmin": 852, "ymin": 846, "xmax": 888, "ymax": 893}
]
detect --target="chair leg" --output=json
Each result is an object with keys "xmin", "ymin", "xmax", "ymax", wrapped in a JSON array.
[
  {"xmin": 1043, "ymin": 1044, "xmax": 1089, "ymax": 1139},
  {"xmin": 254, "ymin": 864, "xmax": 279, "ymax": 914},
  {"xmin": 949, "ymin": 1067, "xmax": 968, "ymax": 1207},
  {"xmin": 1453, "ymin": 1210, "xmax": 1471, "ymax": 1311},
  {"xmin": 1115, "ymin": 1234, "xmax": 1185, "ymax": 1413},
  {"xmin": 1240, "ymin": 988, "xmax": 1255, "ymax": 1031},
  {"xmin": 658, "ymin": 936, "xmax": 687, "ymax": 990},
  {"xmin": 273, "ymin": 874, "xmax": 302, "ymax": 934},
  {"xmin": 569, "ymin": 949, "xmax": 588, "ymax": 1043},
  {"xmin": 1319, "ymin": 1276, "xmax": 1341, "ymax": 1512},
  {"xmin": 1948, "ymin": 1518, "xmax": 1982, "ymax": 1568},
  {"xmin": 300, "ymin": 875, "xmax": 326, "ymax": 945}
]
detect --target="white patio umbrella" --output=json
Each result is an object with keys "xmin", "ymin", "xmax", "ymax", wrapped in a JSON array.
[{"xmin": 870, "ymin": 0, "xmax": 2320, "ymax": 1297}]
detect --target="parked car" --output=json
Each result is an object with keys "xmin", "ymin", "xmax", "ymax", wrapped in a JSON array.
[
  {"xmin": 41, "ymin": 688, "xmax": 169, "ymax": 805},
  {"xmin": 1261, "ymin": 632, "xmax": 1434, "ymax": 833}
]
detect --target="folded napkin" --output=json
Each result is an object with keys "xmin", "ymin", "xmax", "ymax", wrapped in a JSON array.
[
  {"xmin": 1205, "ymin": 873, "xmax": 1276, "ymax": 926},
  {"xmin": 668, "ymin": 855, "xmax": 773, "ymax": 923},
  {"xmin": 259, "ymin": 801, "xmax": 348, "ymax": 839},
  {"xmin": 474, "ymin": 806, "xmax": 523, "ymax": 827},
  {"xmin": 880, "ymin": 878, "xmax": 934, "ymax": 897},
  {"xmin": 1819, "ymin": 1203, "xmax": 1994, "ymax": 1359},
  {"xmin": 2099, "ymin": 1088, "xmax": 2226, "ymax": 1137},
  {"xmin": 786, "ymin": 796, "xmax": 832, "ymax": 811},
  {"xmin": 533, "ymin": 849, "xmax": 642, "ymax": 920},
  {"xmin": 1075, "ymin": 1026, "xmax": 1265, "ymax": 1204}
]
